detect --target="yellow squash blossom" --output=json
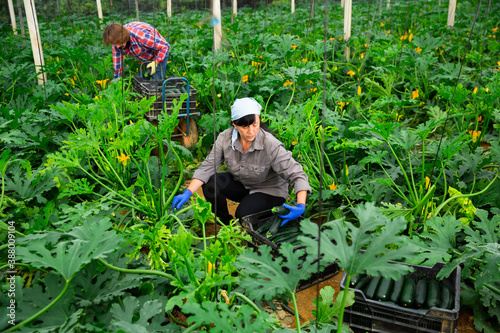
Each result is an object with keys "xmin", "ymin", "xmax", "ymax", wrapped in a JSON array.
[
  {"xmin": 347, "ymin": 70, "xmax": 355, "ymax": 77},
  {"xmin": 242, "ymin": 75, "xmax": 249, "ymax": 83},
  {"xmin": 415, "ymin": 46, "xmax": 422, "ymax": 53},
  {"xmin": 412, "ymin": 90, "xmax": 419, "ymax": 99},
  {"xmin": 425, "ymin": 176, "xmax": 431, "ymax": 189},
  {"xmin": 291, "ymin": 45, "xmax": 298, "ymax": 50},
  {"xmin": 357, "ymin": 86, "xmax": 361, "ymax": 96},
  {"xmin": 409, "ymin": 33, "xmax": 413, "ymax": 42},
  {"xmin": 116, "ymin": 153, "xmax": 130, "ymax": 166},
  {"xmin": 473, "ymin": 87, "xmax": 478, "ymax": 94},
  {"xmin": 493, "ymin": 27, "xmax": 498, "ymax": 32},
  {"xmin": 338, "ymin": 101, "xmax": 346, "ymax": 110},
  {"xmin": 345, "ymin": 165, "xmax": 349, "ymax": 176},
  {"xmin": 329, "ymin": 181, "xmax": 338, "ymax": 191}
]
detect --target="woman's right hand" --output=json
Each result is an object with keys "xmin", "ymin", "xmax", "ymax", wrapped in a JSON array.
[{"xmin": 172, "ymin": 189, "xmax": 192, "ymax": 211}]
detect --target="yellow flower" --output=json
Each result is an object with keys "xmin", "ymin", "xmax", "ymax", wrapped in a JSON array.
[
  {"xmin": 345, "ymin": 165, "xmax": 349, "ymax": 176},
  {"xmin": 473, "ymin": 87, "xmax": 478, "ymax": 94},
  {"xmin": 105, "ymin": 166, "xmax": 110, "ymax": 171},
  {"xmin": 425, "ymin": 176, "xmax": 430, "ymax": 189},
  {"xmin": 469, "ymin": 130, "xmax": 481, "ymax": 142},
  {"xmin": 56, "ymin": 56, "xmax": 60, "ymax": 62},
  {"xmin": 329, "ymin": 37, "xmax": 335, "ymax": 41},
  {"xmin": 96, "ymin": 79, "xmax": 109, "ymax": 88},
  {"xmin": 109, "ymin": 137, "xmax": 113, "ymax": 141},
  {"xmin": 397, "ymin": 203, "xmax": 402, "ymax": 206},
  {"xmin": 129, "ymin": 120, "xmax": 133, "ymax": 125},
  {"xmin": 396, "ymin": 113, "xmax": 403, "ymax": 121},
  {"xmin": 116, "ymin": 153, "xmax": 130, "ymax": 166},
  {"xmin": 380, "ymin": 22, "xmax": 384, "ymax": 27},
  {"xmin": 478, "ymin": 116, "xmax": 482, "ymax": 122},
  {"xmin": 217, "ymin": 93, "xmax": 221, "ymax": 98},
  {"xmin": 291, "ymin": 45, "xmax": 298, "ymax": 50},
  {"xmin": 400, "ymin": 34, "xmax": 408, "ymax": 40},
  {"xmin": 412, "ymin": 90, "xmax": 419, "ymax": 99},
  {"xmin": 302, "ymin": 58, "xmax": 308, "ymax": 62},
  {"xmin": 329, "ymin": 181, "xmax": 337, "ymax": 191},
  {"xmin": 242, "ymin": 75, "xmax": 248, "ymax": 83},
  {"xmin": 359, "ymin": 53, "xmax": 364, "ymax": 59},
  {"xmin": 409, "ymin": 33, "xmax": 413, "ymax": 42},
  {"xmin": 493, "ymin": 27, "xmax": 498, "ymax": 32},
  {"xmin": 283, "ymin": 80, "xmax": 293, "ymax": 87},
  {"xmin": 415, "ymin": 46, "xmax": 422, "ymax": 53},
  {"xmin": 386, "ymin": 29, "xmax": 391, "ymax": 36},
  {"xmin": 292, "ymin": 141, "xmax": 298, "ymax": 145},
  {"xmin": 183, "ymin": 72, "xmax": 186, "ymax": 76},
  {"xmin": 357, "ymin": 86, "xmax": 361, "ymax": 96},
  {"xmin": 338, "ymin": 101, "xmax": 345, "ymax": 110},
  {"xmin": 334, "ymin": 66, "xmax": 338, "ymax": 71},
  {"xmin": 231, "ymin": 52, "xmax": 235, "ymax": 58},
  {"xmin": 347, "ymin": 70, "xmax": 355, "ymax": 77}
]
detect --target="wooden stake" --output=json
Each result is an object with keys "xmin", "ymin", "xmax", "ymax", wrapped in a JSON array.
[
  {"xmin": 447, "ymin": 0, "xmax": 456, "ymax": 27},
  {"xmin": 291, "ymin": 0, "xmax": 295, "ymax": 13},
  {"xmin": 341, "ymin": 0, "xmax": 344, "ymax": 8},
  {"xmin": 17, "ymin": 0, "xmax": 25, "ymax": 37},
  {"xmin": 135, "ymin": 0, "xmax": 139, "ymax": 21},
  {"xmin": 167, "ymin": 0, "xmax": 172, "ymax": 18},
  {"xmin": 23, "ymin": 0, "xmax": 46, "ymax": 85},
  {"xmin": 387, "ymin": 0, "xmax": 390, "ymax": 8},
  {"xmin": 213, "ymin": 0, "xmax": 222, "ymax": 51},
  {"xmin": 344, "ymin": 0, "xmax": 352, "ymax": 61},
  {"xmin": 7, "ymin": 0, "xmax": 17, "ymax": 34},
  {"xmin": 96, "ymin": 0, "xmax": 103, "ymax": 24}
]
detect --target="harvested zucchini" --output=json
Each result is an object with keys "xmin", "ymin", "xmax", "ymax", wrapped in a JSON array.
[
  {"xmin": 425, "ymin": 279, "xmax": 440, "ymax": 308},
  {"xmin": 255, "ymin": 221, "xmax": 273, "ymax": 234},
  {"xmin": 364, "ymin": 274, "xmax": 382, "ymax": 299},
  {"xmin": 389, "ymin": 276, "xmax": 405, "ymax": 304},
  {"xmin": 350, "ymin": 273, "xmax": 363, "ymax": 287},
  {"xmin": 268, "ymin": 206, "xmax": 289, "ymax": 235},
  {"xmin": 400, "ymin": 277, "xmax": 416, "ymax": 308},
  {"xmin": 353, "ymin": 276, "xmax": 371, "ymax": 291},
  {"xmin": 440, "ymin": 283, "xmax": 453, "ymax": 309},
  {"xmin": 415, "ymin": 279, "xmax": 428, "ymax": 308},
  {"xmin": 376, "ymin": 277, "xmax": 394, "ymax": 302}
]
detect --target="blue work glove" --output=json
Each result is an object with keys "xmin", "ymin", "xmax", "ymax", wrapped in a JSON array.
[
  {"xmin": 172, "ymin": 189, "xmax": 192, "ymax": 211},
  {"xmin": 278, "ymin": 203, "xmax": 305, "ymax": 226}
]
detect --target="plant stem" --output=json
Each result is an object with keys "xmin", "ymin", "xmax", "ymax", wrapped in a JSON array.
[
  {"xmin": 5, "ymin": 278, "xmax": 72, "ymax": 332},
  {"xmin": 289, "ymin": 292, "xmax": 301, "ymax": 333},
  {"xmin": 98, "ymin": 258, "xmax": 176, "ymax": 281},
  {"xmin": 337, "ymin": 275, "xmax": 351, "ymax": 333}
]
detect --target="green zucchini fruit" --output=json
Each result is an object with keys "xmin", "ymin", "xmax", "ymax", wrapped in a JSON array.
[
  {"xmin": 400, "ymin": 277, "xmax": 416, "ymax": 308},
  {"xmin": 376, "ymin": 277, "xmax": 394, "ymax": 302},
  {"xmin": 273, "ymin": 234, "xmax": 299, "ymax": 245},
  {"xmin": 425, "ymin": 279, "xmax": 440, "ymax": 308},
  {"xmin": 440, "ymin": 283, "xmax": 453, "ymax": 309},
  {"xmin": 389, "ymin": 276, "xmax": 405, "ymax": 304},
  {"xmin": 268, "ymin": 227, "xmax": 300, "ymax": 240},
  {"xmin": 415, "ymin": 279, "xmax": 428, "ymax": 308},
  {"xmin": 268, "ymin": 215, "xmax": 283, "ymax": 236},
  {"xmin": 350, "ymin": 273, "xmax": 363, "ymax": 287},
  {"xmin": 364, "ymin": 274, "xmax": 382, "ymax": 299},
  {"xmin": 353, "ymin": 276, "xmax": 371, "ymax": 291},
  {"xmin": 255, "ymin": 221, "xmax": 273, "ymax": 234},
  {"xmin": 272, "ymin": 205, "xmax": 289, "ymax": 215}
]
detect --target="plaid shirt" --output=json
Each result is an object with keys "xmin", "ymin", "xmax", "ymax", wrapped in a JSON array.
[{"xmin": 112, "ymin": 22, "xmax": 170, "ymax": 78}]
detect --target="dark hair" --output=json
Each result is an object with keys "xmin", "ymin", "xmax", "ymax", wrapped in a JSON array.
[
  {"xmin": 233, "ymin": 114, "xmax": 257, "ymax": 127},
  {"xmin": 233, "ymin": 114, "xmax": 274, "ymax": 135},
  {"xmin": 103, "ymin": 23, "xmax": 130, "ymax": 46}
]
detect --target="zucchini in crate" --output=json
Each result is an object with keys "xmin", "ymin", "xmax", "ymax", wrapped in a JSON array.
[
  {"xmin": 440, "ymin": 283, "xmax": 454, "ymax": 309},
  {"xmin": 376, "ymin": 277, "xmax": 394, "ymax": 302},
  {"xmin": 400, "ymin": 277, "xmax": 416, "ymax": 308},
  {"xmin": 389, "ymin": 276, "xmax": 405, "ymax": 304},
  {"xmin": 267, "ymin": 205, "xmax": 289, "ymax": 236},
  {"xmin": 425, "ymin": 279, "xmax": 441, "ymax": 308},
  {"xmin": 415, "ymin": 279, "xmax": 428, "ymax": 308},
  {"xmin": 364, "ymin": 274, "xmax": 382, "ymax": 300}
]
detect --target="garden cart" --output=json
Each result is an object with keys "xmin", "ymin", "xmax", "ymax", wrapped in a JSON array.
[{"xmin": 133, "ymin": 64, "xmax": 199, "ymax": 148}]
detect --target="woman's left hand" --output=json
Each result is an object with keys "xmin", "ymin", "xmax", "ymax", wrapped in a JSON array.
[{"xmin": 278, "ymin": 203, "xmax": 305, "ymax": 226}]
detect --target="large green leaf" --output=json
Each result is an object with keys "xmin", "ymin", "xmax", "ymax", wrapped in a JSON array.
[
  {"xmin": 408, "ymin": 215, "xmax": 463, "ymax": 266},
  {"xmin": 109, "ymin": 296, "xmax": 176, "ymax": 333},
  {"xmin": 299, "ymin": 202, "xmax": 415, "ymax": 279},
  {"xmin": 312, "ymin": 286, "xmax": 355, "ymax": 324},
  {"xmin": 16, "ymin": 217, "xmax": 122, "ymax": 280},
  {"xmin": 182, "ymin": 301, "xmax": 274, "ymax": 333},
  {"xmin": 234, "ymin": 243, "xmax": 318, "ymax": 303}
]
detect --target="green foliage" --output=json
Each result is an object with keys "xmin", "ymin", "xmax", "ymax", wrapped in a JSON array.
[
  {"xmin": 235, "ymin": 243, "xmax": 319, "ymax": 303},
  {"xmin": 312, "ymin": 286, "xmax": 355, "ymax": 325}
]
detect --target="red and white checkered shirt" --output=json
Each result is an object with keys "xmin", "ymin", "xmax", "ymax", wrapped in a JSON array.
[{"xmin": 112, "ymin": 22, "xmax": 170, "ymax": 78}]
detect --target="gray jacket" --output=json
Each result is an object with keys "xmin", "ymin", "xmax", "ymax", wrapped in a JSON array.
[{"xmin": 192, "ymin": 128, "xmax": 311, "ymax": 199}]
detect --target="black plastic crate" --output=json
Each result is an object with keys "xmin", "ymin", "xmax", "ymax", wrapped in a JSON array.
[
  {"xmin": 240, "ymin": 210, "xmax": 340, "ymax": 292},
  {"xmin": 339, "ymin": 261, "xmax": 461, "ymax": 333},
  {"xmin": 132, "ymin": 76, "xmax": 198, "ymax": 120}
]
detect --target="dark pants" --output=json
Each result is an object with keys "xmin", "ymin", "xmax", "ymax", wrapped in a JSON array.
[{"xmin": 202, "ymin": 173, "xmax": 285, "ymax": 224}]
